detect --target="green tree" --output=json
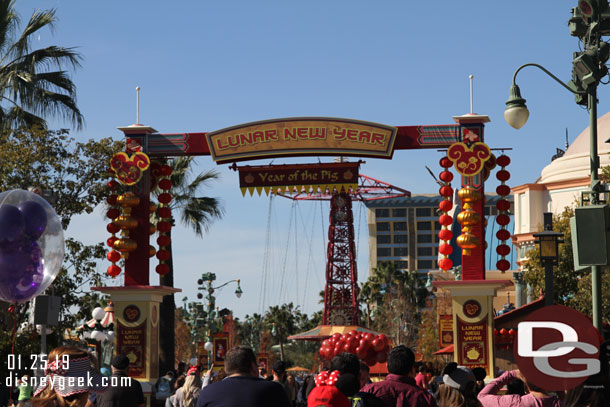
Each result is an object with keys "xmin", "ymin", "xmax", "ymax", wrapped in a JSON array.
[
  {"xmin": 154, "ymin": 156, "xmax": 223, "ymax": 375},
  {"xmin": 0, "ymin": 127, "xmax": 123, "ymax": 378},
  {"xmin": 0, "ymin": 0, "xmax": 83, "ymax": 130},
  {"xmin": 264, "ymin": 303, "xmax": 299, "ymax": 361}
]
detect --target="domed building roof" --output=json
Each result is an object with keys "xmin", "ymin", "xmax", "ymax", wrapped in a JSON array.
[{"xmin": 539, "ymin": 111, "xmax": 610, "ymax": 184}]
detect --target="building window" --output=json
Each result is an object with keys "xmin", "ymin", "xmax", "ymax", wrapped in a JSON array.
[
  {"xmin": 376, "ymin": 208, "xmax": 390, "ymax": 218},
  {"xmin": 416, "ymin": 208, "xmax": 431, "ymax": 217},
  {"xmin": 394, "ymin": 235, "xmax": 408, "ymax": 244},
  {"xmin": 434, "ymin": 221, "xmax": 442, "ymax": 231},
  {"xmin": 377, "ymin": 235, "xmax": 391, "ymax": 244},
  {"xmin": 417, "ymin": 234, "xmax": 433, "ymax": 243},
  {"xmin": 417, "ymin": 260, "xmax": 434, "ymax": 269},
  {"xmin": 434, "ymin": 234, "xmax": 440, "ymax": 243},
  {"xmin": 393, "ymin": 222, "xmax": 407, "ymax": 231},
  {"xmin": 417, "ymin": 221, "xmax": 432, "ymax": 231},
  {"xmin": 394, "ymin": 247, "xmax": 408, "ymax": 256},
  {"xmin": 417, "ymin": 247, "xmax": 433, "ymax": 256},
  {"xmin": 393, "ymin": 208, "xmax": 406, "ymax": 217},
  {"xmin": 377, "ymin": 222, "xmax": 390, "ymax": 232},
  {"xmin": 377, "ymin": 248, "xmax": 391, "ymax": 257},
  {"xmin": 394, "ymin": 261, "xmax": 409, "ymax": 269}
]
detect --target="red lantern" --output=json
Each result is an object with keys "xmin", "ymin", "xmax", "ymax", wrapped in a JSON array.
[
  {"xmin": 160, "ymin": 165, "xmax": 173, "ymax": 176},
  {"xmin": 106, "ymin": 208, "xmax": 120, "ymax": 220},
  {"xmin": 496, "ymin": 170, "xmax": 510, "ymax": 182},
  {"xmin": 485, "ymin": 154, "xmax": 497, "ymax": 170},
  {"xmin": 439, "ymin": 157, "xmax": 452, "ymax": 168},
  {"xmin": 499, "ymin": 328, "xmax": 507, "ymax": 335},
  {"xmin": 157, "ymin": 207, "xmax": 172, "ymax": 218},
  {"xmin": 107, "ymin": 180, "xmax": 119, "ymax": 189},
  {"xmin": 107, "ymin": 251, "xmax": 121, "ymax": 262},
  {"xmin": 156, "ymin": 250, "xmax": 171, "ymax": 261},
  {"xmin": 493, "ymin": 329, "xmax": 498, "ymax": 335},
  {"xmin": 157, "ymin": 221, "xmax": 172, "ymax": 233},
  {"xmin": 496, "ymin": 244, "xmax": 510, "ymax": 256},
  {"xmin": 157, "ymin": 235, "xmax": 171, "ymax": 246},
  {"xmin": 496, "ymin": 259, "xmax": 510, "ymax": 271},
  {"xmin": 158, "ymin": 193, "xmax": 172, "ymax": 204},
  {"xmin": 508, "ymin": 329, "xmax": 516, "ymax": 336},
  {"xmin": 438, "ymin": 229, "xmax": 453, "ymax": 241},
  {"xmin": 106, "ymin": 236, "xmax": 118, "ymax": 248},
  {"xmin": 496, "ymin": 155, "xmax": 511, "ymax": 167},
  {"xmin": 496, "ymin": 229, "xmax": 511, "ymax": 241},
  {"xmin": 439, "ymin": 214, "xmax": 453, "ymax": 226},
  {"xmin": 496, "ymin": 185, "xmax": 511, "ymax": 196},
  {"xmin": 439, "ymin": 185, "xmax": 453, "ymax": 197},
  {"xmin": 106, "ymin": 223, "xmax": 120, "ymax": 234},
  {"xmin": 496, "ymin": 214, "xmax": 510, "ymax": 226},
  {"xmin": 439, "ymin": 244, "xmax": 453, "ymax": 256},
  {"xmin": 496, "ymin": 199, "xmax": 510, "ymax": 211},
  {"xmin": 439, "ymin": 171, "xmax": 454, "ymax": 183},
  {"xmin": 159, "ymin": 179, "xmax": 173, "ymax": 190},
  {"xmin": 156, "ymin": 264, "xmax": 170, "ymax": 275},
  {"xmin": 107, "ymin": 264, "xmax": 121, "ymax": 277},
  {"xmin": 439, "ymin": 200, "xmax": 453, "ymax": 212},
  {"xmin": 107, "ymin": 194, "xmax": 118, "ymax": 205},
  {"xmin": 438, "ymin": 258, "xmax": 453, "ymax": 270}
]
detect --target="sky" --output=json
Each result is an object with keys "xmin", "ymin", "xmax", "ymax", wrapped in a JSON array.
[{"xmin": 14, "ymin": 1, "xmax": 605, "ymax": 320}]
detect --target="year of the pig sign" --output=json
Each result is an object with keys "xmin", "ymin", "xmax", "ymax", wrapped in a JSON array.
[{"xmin": 237, "ymin": 162, "xmax": 360, "ymax": 196}]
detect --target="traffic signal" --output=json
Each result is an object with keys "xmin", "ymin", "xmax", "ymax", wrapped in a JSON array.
[{"xmin": 571, "ymin": 41, "xmax": 610, "ymax": 90}]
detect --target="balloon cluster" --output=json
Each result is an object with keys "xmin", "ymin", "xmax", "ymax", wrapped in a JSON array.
[
  {"xmin": 0, "ymin": 190, "xmax": 64, "ymax": 304},
  {"xmin": 319, "ymin": 331, "xmax": 390, "ymax": 366}
]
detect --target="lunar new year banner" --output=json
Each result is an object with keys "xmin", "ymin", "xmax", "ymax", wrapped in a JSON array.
[
  {"xmin": 439, "ymin": 314, "xmax": 454, "ymax": 348},
  {"xmin": 237, "ymin": 162, "xmax": 360, "ymax": 196},
  {"xmin": 206, "ymin": 117, "xmax": 397, "ymax": 163}
]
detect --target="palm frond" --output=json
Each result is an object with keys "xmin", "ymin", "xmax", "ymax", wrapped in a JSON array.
[{"xmin": 10, "ymin": 8, "xmax": 56, "ymax": 57}]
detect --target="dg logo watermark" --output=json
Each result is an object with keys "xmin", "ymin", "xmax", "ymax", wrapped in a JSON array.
[{"xmin": 513, "ymin": 305, "xmax": 601, "ymax": 391}]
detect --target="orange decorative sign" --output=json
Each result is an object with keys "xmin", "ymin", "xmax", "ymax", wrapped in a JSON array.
[
  {"xmin": 205, "ymin": 118, "xmax": 397, "ymax": 163},
  {"xmin": 110, "ymin": 152, "xmax": 151, "ymax": 185},
  {"xmin": 446, "ymin": 142, "xmax": 491, "ymax": 176},
  {"xmin": 439, "ymin": 314, "xmax": 453, "ymax": 348}
]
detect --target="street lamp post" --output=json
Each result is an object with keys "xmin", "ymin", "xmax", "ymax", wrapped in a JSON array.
[
  {"xmin": 505, "ymin": 3, "xmax": 609, "ymax": 330},
  {"xmin": 533, "ymin": 213, "xmax": 564, "ymax": 306},
  {"xmin": 196, "ymin": 273, "xmax": 243, "ymax": 368}
]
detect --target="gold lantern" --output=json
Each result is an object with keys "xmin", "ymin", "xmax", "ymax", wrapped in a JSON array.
[
  {"xmin": 456, "ymin": 234, "xmax": 480, "ymax": 255},
  {"xmin": 113, "ymin": 238, "xmax": 137, "ymax": 252},
  {"xmin": 457, "ymin": 187, "xmax": 482, "ymax": 256},
  {"xmin": 117, "ymin": 192, "xmax": 140, "ymax": 208},
  {"xmin": 149, "ymin": 245, "xmax": 157, "ymax": 257},
  {"xmin": 114, "ymin": 215, "xmax": 138, "ymax": 230}
]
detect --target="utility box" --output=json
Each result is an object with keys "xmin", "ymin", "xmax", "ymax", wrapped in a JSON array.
[
  {"xmin": 572, "ymin": 204, "xmax": 610, "ymax": 266},
  {"xmin": 34, "ymin": 295, "xmax": 61, "ymax": 326}
]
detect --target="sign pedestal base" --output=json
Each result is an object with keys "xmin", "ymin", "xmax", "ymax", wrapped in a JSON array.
[
  {"xmin": 93, "ymin": 285, "xmax": 180, "ymax": 406},
  {"xmin": 433, "ymin": 280, "xmax": 512, "ymax": 380}
]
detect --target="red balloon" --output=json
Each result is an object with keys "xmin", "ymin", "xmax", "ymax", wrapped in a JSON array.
[
  {"xmin": 343, "ymin": 343, "xmax": 352, "ymax": 353},
  {"xmin": 332, "ymin": 333, "xmax": 342, "ymax": 341},
  {"xmin": 439, "ymin": 171, "xmax": 453, "ymax": 183},
  {"xmin": 383, "ymin": 342, "xmax": 391, "ymax": 353},
  {"xmin": 372, "ymin": 338, "xmax": 384, "ymax": 352},
  {"xmin": 496, "ymin": 170, "xmax": 510, "ymax": 182},
  {"xmin": 439, "ymin": 157, "xmax": 452, "ymax": 168},
  {"xmin": 359, "ymin": 338, "xmax": 370, "ymax": 350},
  {"xmin": 378, "ymin": 334, "xmax": 388, "ymax": 344},
  {"xmin": 376, "ymin": 352, "xmax": 387, "ymax": 363},
  {"xmin": 349, "ymin": 330, "xmax": 358, "ymax": 336},
  {"xmin": 364, "ymin": 333, "xmax": 375, "ymax": 342},
  {"xmin": 356, "ymin": 346, "xmax": 367, "ymax": 360},
  {"xmin": 496, "ymin": 229, "xmax": 511, "ymax": 241},
  {"xmin": 439, "ymin": 200, "xmax": 453, "ymax": 212},
  {"xmin": 365, "ymin": 353, "xmax": 377, "ymax": 366},
  {"xmin": 496, "ymin": 185, "xmax": 511, "ymax": 196},
  {"xmin": 439, "ymin": 243, "xmax": 453, "ymax": 256},
  {"xmin": 322, "ymin": 339, "xmax": 330, "ymax": 348},
  {"xmin": 496, "ymin": 155, "xmax": 511, "ymax": 167},
  {"xmin": 438, "ymin": 229, "xmax": 453, "ymax": 241},
  {"xmin": 439, "ymin": 214, "xmax": 453, "ymax": 226},
  {"xmin": 439, "ymin": 185, "xmax": 453, "ymax": 197},
  {"xmin": 438, "ymin": 258, "xmax": 453, "ymax": 270}
]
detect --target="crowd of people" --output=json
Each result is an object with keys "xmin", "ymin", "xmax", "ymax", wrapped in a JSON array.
[{"xmin": 2, "ymin": 341, "xmax": 608, "ymax": 407}]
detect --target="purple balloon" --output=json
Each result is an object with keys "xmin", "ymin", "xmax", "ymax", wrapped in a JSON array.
[
  {"xmin": 18, "ymin": 201, "xmax": 47, "ymax": 240},
  {"xmin": 0, "ymin": 204, "xmax": 25, "ymax": 243},
  {"xmin": 0, "ymin": 240, "xmax": 44, "ymax": 303}
]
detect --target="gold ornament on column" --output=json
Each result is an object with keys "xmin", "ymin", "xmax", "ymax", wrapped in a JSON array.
[{"xmin": 457, "ymin": 186, "xmax": 481, "ymax": 256}]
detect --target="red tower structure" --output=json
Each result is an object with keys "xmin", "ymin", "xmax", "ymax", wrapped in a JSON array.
[{"xmin": 277, "ymin": 171, "xmax": 409, "ymax": 327}]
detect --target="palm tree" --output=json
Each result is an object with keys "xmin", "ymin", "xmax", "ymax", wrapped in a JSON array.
[
  {"xmin": 0, "ymin": 1, "xmax": 83, "ymax": 130},
  {"xmin": 264, "ymin": 303, "xmax": 298, "ymax": 361},
  {"xmin": 155, "ymin": 156, "xmax": 223, "ymax": 376}
]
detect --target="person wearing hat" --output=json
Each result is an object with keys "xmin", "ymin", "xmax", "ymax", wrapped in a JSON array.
[
  {"xmin": 95, "ymin": 355, "xmax": 145, "ymax": 407},
  {"xmin": 32, "ymin": 345, "xmax": 107, "ymax": 407},
  {"xmin": 272, "ymin": 360, "xmax": 291, "ymax": 399},
  {"xmin": 434, "ymin": 363, "xmax": 480, "ymax": 407}
]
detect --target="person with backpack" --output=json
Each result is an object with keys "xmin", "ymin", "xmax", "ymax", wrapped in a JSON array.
[{"xmin": 155, "ymin": 371, "xmax": 175, "ymax": 406}]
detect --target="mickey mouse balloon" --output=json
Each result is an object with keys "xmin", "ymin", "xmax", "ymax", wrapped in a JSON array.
[{"xmin": 0, "ymin": 189, "xmax": 64, "ymax": 303}]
